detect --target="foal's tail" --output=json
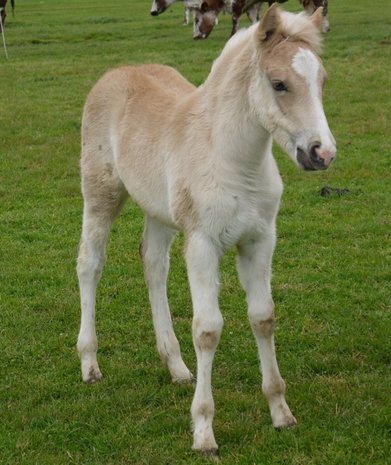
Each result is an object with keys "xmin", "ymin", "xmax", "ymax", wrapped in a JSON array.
[{"xmin": 11, "ymin": 0, "xmax": 15, "ymax": 16}]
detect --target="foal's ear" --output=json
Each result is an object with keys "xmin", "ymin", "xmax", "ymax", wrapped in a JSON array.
[
  {"xmin": 256, "ymin": 3, "xmax": 281, "ymax": 44},
  {"xmin": 311, "ymin": 7, "xmax": 323, "ymax": 30}
]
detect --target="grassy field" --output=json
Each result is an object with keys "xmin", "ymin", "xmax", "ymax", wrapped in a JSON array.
[{"xmin": 1, "ymin": 1, "xmax": 390, "ymax": 464}]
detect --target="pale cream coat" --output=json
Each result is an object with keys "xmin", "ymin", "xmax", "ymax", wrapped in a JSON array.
[{"xmin": 77, "ymin": 5, "xmax": 336, "ymax": 454}]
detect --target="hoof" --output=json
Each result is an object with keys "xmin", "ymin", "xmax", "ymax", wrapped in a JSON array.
[
  {"xmin": 83, "ymin": 367, "xmax": 102, "ymax": 384},
  {"xmin": 172, "ymin": 372, "xmax": 195, "ymax": 385},
  {"xmin": 274, "ymin": 415, "xmax": 297, "ymax": 430},
  {"xmin": 192, "ymin": 435, "xmax": 219, "ymax": 459},
  {"xmin": 194, "ymin": 447, "xmax": 219, "ymax": 460}
]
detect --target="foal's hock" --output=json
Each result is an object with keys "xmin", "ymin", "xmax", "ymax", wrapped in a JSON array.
[{"xmin": 77, "ymin": 5, "xmax": 336, "ymax": 454}]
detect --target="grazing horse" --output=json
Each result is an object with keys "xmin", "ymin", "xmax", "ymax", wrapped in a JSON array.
[
  {"xmin": 150, "ymin": 0, "xmax": 267, "ymax": 35},
  {"xmin": 77, "ymin": 5, "xmax": 336, "ymax": 454},
  {"xmin": 194, "ymin": 0, "xmax": 329, "ymax": 39},
  {"xmin": 193, "ymin": 0, "xmax": 288, "ymax": 39}
]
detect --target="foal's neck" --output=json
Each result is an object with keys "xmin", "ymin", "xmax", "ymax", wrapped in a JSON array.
[{"xmin": 199, "ymin": 36, "xmax": 272, "ymax": 169}]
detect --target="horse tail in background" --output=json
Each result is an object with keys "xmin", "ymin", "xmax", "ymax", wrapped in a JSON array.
[{"xmin": 11, "ymin": 0, "xmax": 14, "ymax": 16}]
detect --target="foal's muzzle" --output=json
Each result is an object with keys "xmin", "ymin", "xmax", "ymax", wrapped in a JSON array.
[{"xmin": 297, "ymin": 142, "xmax": 336, "ymax": 171}]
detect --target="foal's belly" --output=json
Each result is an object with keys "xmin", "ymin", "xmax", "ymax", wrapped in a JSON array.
[{"xmin": 119, "ymin": 170, "xmax": 177, "ymax": 229}]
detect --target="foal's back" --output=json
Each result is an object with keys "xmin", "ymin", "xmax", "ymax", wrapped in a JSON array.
[
  {"xmin": 82, "ymin": 64, "xmax": 195, "ymax": 152},
  {"xmin": 81, "ymin": 64, "xmax": 196, "ymax": 220}
]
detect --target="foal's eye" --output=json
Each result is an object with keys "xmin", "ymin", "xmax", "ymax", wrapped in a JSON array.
[{"xmin": 272, "ymin": 81, "xmax": 287, "ymax": 92}]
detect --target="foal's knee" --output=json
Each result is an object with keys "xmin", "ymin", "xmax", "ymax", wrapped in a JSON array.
[
  {"xmin": 251, "ymin": 315, "xmax": 275, "ymax": 338},
  {"xmin": 77, "ymin": 240, "xmax": 106, "ymax": 279},
  {"xmin": 248, "ymin": 299, "xmax": 275, "ymax": 338},
  {"xmin": 193, "ymin": 315, "xmax": 223, "ymax": 351}
]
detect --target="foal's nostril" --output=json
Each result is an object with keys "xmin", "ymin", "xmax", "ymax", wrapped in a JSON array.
[
  {"xmin": 309, "ymin": 142, "xmax": 322, "ymax": 164},
  {"xmin": 151, "ymin": 10, "xmax": 159, "ymax": 16}
]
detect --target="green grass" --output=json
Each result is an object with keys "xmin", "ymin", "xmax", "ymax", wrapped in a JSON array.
[{"xmin": 0, "ymin": 1, "xmax": 390, "ymax": 464}]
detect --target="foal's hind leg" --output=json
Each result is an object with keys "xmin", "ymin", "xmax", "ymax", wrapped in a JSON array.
[
  {"xmin": 77, "ymin": 166, "xmax": 127, "ymax": 383},
  {"xmin": 141, "ymin": 216, "xmax": 193, "ymax": 384},
  {"xmin": 237, "ymin": 237, "xmax": 296, "ymax": 429}
]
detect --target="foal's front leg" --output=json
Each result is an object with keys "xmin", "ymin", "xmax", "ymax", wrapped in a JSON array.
[
  {"xmin": 237, "ymin": 237, "xmax": 297, "ymax": 429},
  {"xmin": 186, "ymin": 233, "xmax": 224, "ymax": 453}
]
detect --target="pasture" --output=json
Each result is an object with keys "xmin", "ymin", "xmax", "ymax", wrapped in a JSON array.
[{"xmin": 0, "ymin": 0, "xmax": 390, "ymax": 463}]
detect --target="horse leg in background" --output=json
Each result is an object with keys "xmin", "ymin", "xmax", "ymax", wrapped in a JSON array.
[
  {"xmin": 230, "ymin": 13, "xmax": 240, "ymax": 36},
  {"xmin": 230, "ymin": 0, "xmax": 247, "ymax": 36},
  {"xmin": 183, "ymin": 6, "xmax": 189, "ymax": 25},
  {"xmin": 77, "ymin": 164, "xmax": 127, "ymax": 383},
  {"xmin": 246, "ymin": 3, "xmax": 261, "ymax": 23},
  {"xmin": 0, "ymin": 6, "xmax": 8, "ymax": 59},
  {"xmin": 141, "ymin": 216, "xmax": 193, "ymax": 383},
  {"xmin": 184, "ymin": 6, "xmax": 196, "ymax": 26},
  {"xmin": 237, "ymin": 237, "xmax": 297, "ymax": 428},
  {"xmin": 186, "ymin": 233, "xmax": 224, "ymax": 453},
  {"xmin": 0, "ymin": 2, "xmax": 5, "ymax": 28}
]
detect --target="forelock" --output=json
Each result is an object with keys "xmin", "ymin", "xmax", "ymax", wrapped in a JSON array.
[{"xmin": 278, "ymin": 11, "xmax": 323, "ymax": 53}]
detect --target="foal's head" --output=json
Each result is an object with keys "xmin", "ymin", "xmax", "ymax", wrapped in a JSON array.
[{"xmin": 252, "ymin": 5, "xmax": 336, "ymax": 170}]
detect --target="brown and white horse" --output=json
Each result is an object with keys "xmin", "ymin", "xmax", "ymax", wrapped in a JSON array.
[
  {"xmin": 150, "ymin": 0, "xmax": 268, "ymax": 33},
  {"xmin": 193, "ymin": 0, "xmax": 329, "ymax": 39},
  {"xmin": 77, "ymin": 5, "xmax": 336, "ymax": 454},
  {"xmin": 193, "ymin": 0, "xmax": 288, "ymax": 39}
]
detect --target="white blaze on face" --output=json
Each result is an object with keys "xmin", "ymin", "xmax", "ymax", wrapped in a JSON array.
[{"xmin": 291, "ymin": 48, "xmax": 335, "ymax": 153}]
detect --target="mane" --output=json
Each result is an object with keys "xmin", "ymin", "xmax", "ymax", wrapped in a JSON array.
[{"xmin": 207, "ymin": 24, "xmax": 255, "ymax": 77}]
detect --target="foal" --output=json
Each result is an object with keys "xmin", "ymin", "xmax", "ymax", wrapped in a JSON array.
[{"xmin": 77, "ymin": 5, "xmax": 336, "ymax": 453}]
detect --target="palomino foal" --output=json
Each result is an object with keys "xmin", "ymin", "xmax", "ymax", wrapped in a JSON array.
[{"xmin": 77, "ymin": 5, "xmax": 336, "ymax": 454}]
